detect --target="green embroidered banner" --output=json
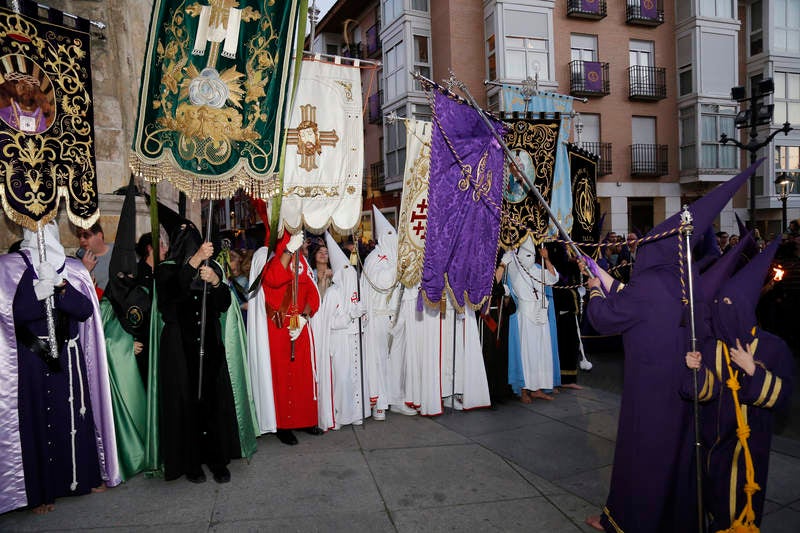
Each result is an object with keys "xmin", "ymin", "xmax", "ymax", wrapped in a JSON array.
[
  {"xmin": 0, "ymin": 2, "xmax": 97, "ymax": 231},
  {"xmin": 131, "ymin": 0, "xmax": 305, "ymax": 200}
]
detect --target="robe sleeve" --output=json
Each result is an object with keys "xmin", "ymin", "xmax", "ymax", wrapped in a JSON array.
[
  {"xmin": 737, "ymin": 335, "xmax": 794, "ymax": 411},
  {"xmin": 585, "ymin": 278, "xmax": 648, "ymax": 335},
  {"xmin": 54, "ymin": 281, "xmax": 94, "ymax": 322},
  {"xmin": 678, "ymin": 338, "xmax": 720, "ymax": 402}
]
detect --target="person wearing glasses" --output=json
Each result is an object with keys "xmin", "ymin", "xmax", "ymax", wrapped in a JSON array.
[{"xmin": 76, "ymin": 222, "xmax": 113, "ymax": 292}]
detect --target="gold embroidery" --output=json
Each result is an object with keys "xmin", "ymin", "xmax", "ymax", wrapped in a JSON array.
[
  {"xmin": 335, "ymin": 80, "xmax": 353, "ymax": 101},
  {"xmin": 458, "ymin": 149, "xmax": 492, "ymax": 202},
  {"xmin": 286, "ymin": 104, "xmax": 339, "ymax": 172}
]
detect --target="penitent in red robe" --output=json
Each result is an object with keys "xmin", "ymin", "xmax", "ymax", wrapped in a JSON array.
[{"xmin": 262, "ymin": 254, "xmax": 320, "ymax": 429}]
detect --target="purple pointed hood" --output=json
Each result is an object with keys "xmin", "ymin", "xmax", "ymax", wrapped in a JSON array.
[
  {"xmin": 633, "ymin": 160, "xmax": 762, "ymax": 275},
  {"xmin": 711, "ymin": 238, "xmax": 780, "ymax": 347},
  {"xmin": 698, "ymin": 231, "xmax": 755, "ymax": 305}
]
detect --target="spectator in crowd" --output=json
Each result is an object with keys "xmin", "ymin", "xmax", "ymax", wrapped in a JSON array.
[{"xmin": 77, "ymin": 222, "xmax": 114, "ymax": 292}]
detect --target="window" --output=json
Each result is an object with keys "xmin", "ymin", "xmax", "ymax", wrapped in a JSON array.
[
  {"xmin": 503, "ymin": 9, "xmax": 550, "ymax": 80},
  {"xmin": 699, "ymin": 0, "xmax": 733, "ymax": 18},
  {"xmin": 412, "ymin": 35, "xmax": 430, "ymax": 90},
  {"xmin": 384, "ymin": 108, "xmax": 407, "ymax": 179},
  {"xmin": 384, "ymin": 41, "xmax": 406, "ymax": 101},
  {"xmin": 679, "ymin": 107, "xmax": 696, "ymax": 170},
  {"xmin": 485, "ymin": 12, "xmax": 496, "ymax": 81},
  {"xmin": 677, "ymin": 35, "xmax": 693, "ymax": 96},
  {"xmin": 629, "ymin": 198, "xmax": 654, "ymax": 235},
  {"xmin": 629, "ymin": 40, "xmax": 654, "ymax": 94},
  {"xmin": 411, "ymin": 0, "xmax": 429, "ymax": 11},
  {"xmin": 775, "ymin": 0, "xmax": 800, "ymax": 53},
  {"xmin": 774, "ymin": 72, "xmax": 800, "ymax": 125},
  {"xmin": 775, "ymin": 145, "xmax": 800, "ymax": 194},
  {"xmin": 700, "ymin": 104, "xmax": 737, "ymax": 168},
  {"xmin": 750, "ymin": 1, "xmax": 763, "ymax": 55},
  {"xmin": 570, "ymin": 34, "xmax": 597, "ymax": 62},
  {"xmin": 579, "ymin": 113, "xmax": 600, "ymax": 143},
  {"xmin": 326, "ymin": 43, "xmax": 339, "ymax": 56},
  {"xmin": 383, "ymin": 0, "xmax": 402, "ymax": 25}
]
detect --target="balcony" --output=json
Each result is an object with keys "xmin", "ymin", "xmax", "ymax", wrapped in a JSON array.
[
  {"xmin": 628, "ymin": 65, "xmax": 666, "ymax": 100},
  {"xmin": 341, "ymin": 43, "xmax": 363, "ymax": 59},
  {"xmin": 625, "ymin": 0, "xmax": 664, "ymax": 26},
  {"xmin": 366, "ymin": 24, "xmax": 381, "ymax": 57},
  {"xmin": 370, "ymin": 161, "xmax": 385, "ymax": 190},
  {"xmin": 567, "ymin": 0, "xmax": 607, "ymax": 20},
  {"xmin": 582, "ymin": 142, "xmax": 612, "ymax": 176},
  {"xmin": 569, "ymin": 60, "xmax": 610, "ymax": 97},
  {"xmin": 630, "ymin": 144, "xmax": 668, "ymax": 177},
  {"xmin": 368, "ymin": 91, "xmax": 382, "ymax": 124}
]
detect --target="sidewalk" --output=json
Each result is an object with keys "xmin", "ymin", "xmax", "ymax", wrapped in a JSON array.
[{"xmin": 2, "ymin": 386, "xmax": 799, "ymax": 532}]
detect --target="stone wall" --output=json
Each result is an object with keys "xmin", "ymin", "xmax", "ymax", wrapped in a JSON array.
[{"xmin": 0, "ymin": 0, "xmax": 199, "ymax": 252}]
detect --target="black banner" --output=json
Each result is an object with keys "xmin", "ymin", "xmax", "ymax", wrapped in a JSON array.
[
  {"xmin": 0, "ymin": 1, "xmax": 96, "ymax": 230},
  {"xmin": 567, "ymin": 143, "xmax": 599, "ymax": 256}
]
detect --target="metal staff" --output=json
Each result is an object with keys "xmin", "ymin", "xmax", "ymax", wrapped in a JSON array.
[
  {"xmin": 680, "ymin": 206, "xmax": 704, "ymax": 533},
  {"xmin": 413, "ymin": 70, "xmax": 593, "ymax": 275},
  {"xmin": 351, "ymin": 236, "xmax": 367, "ymax": 428},
  {"xmin": 36, "ymin": 222, "xmax": 59, "ymax": 363},
  {"xmin": 197, "ymin": 200, "xmax": 214, "ymax": 400},
  {"xmin": 450, "ymin": 304, "xmax": 457, "ymax": 413},
  {"xmin": 290, "ymin": 250, "xmax": 299, "ymax": 362}
]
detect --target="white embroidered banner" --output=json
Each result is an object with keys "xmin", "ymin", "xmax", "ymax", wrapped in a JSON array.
[
  {"xmin": 281, "ymin": 58, "xmax": 364, "ymax": 233},
  {"xmin": 396, "ymin": 119, "xmax": 432, "ymax": 288}
]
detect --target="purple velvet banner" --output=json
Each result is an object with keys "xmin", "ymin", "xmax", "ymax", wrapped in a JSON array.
[
  {"xmin": 584, "ymin": 61, "xmax": 603, "ymax": 92},
  {"xmin": 640, "ymin": 0, "xmax": 658, "ymax": 19},
  {"xmin": 420, "ymin": 90, "xmax": 505, "ymax": 311},
  {"xmin": 581, "ymin": 0, "xmax": 600, "ymax": 14}
]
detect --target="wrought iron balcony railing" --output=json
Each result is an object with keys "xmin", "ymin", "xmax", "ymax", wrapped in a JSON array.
[
  {"xmin": 628, "ymin": 65, "xmax": 666, "ymax": 100},
  {"xmin": 625, "ymin": 0, "xmax": 664, "ymax": 26},
  {"xmin": 368, "ymin": 91, "xmax": 382, "ymax": 124},
  {"xmin": 569, "ymin": 60, "xmax": 610, "ymax": 97},
  {"xmin": 630, "ymin": 144, "xmax": 668, "ymax": 177},
  {"xmin": 567, "ymin": 0, "xmax": 607, "ymax": 20},
  {"xmin": 581, "ymin": 142, "xmax": 612, "ymax": 176},
  {"xmin": 370, "ymin": 161, "xmax": 385, "ymax": 190}
]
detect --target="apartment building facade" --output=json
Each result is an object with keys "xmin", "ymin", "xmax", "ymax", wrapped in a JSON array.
[{"xmin": 313, "ymin": 0, "xmax": 797, "ymax": 239}]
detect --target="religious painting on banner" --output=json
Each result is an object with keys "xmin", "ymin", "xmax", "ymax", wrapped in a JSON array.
[
  {"xmin": 499, "ymin": 117, "xmax": 560, "ymax": 250},
  {"xmin": 420, "ymin": 88, "xmax": 504, "ymax": 311},
  {"xmin": 281, "ymin": 58, "xmax": 364, "ymax": 233},
  {"xmin": 0, "ymin": 3, "xmax": 97, "ymax": 230},
  {"xmin": 567, "ymin": 143, "xmax": 600, "ymax": 258},
  {"xmin": 131, "ymin": 0, "xmax": 304, "ymax": 199},
  {"xmin": 502, "ymin": 86, "xmax": 573, "ymax": 237},
  {"xmin": 396, "ymin": 118, "xmax": 431, "ymax": 289}
]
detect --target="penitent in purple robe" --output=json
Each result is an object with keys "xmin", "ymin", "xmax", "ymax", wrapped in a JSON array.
[{"xmin": 585, "ymin": 161, "xmax": 762, "ymax": 532}]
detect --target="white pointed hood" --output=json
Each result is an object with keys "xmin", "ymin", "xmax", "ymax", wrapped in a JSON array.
[
  {"xmin": 516, "ymin": 236, "xmax": 538, "ymax": 270},
  {"xmin": 325, "ymin": 231, "xmax": 360, "ymax": 306},
  {"xmin": 364, "ymin": 207, "xmax": 398, "ymax": 292}
]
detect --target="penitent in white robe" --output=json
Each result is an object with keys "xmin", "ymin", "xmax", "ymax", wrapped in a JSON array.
[
  {"xmin": 503, "ymin": 252, "xmax": 559, "ymax": 392},
  {"xmin": 246, "ymin": 247, "xmax": 277, "ymax": 434}
]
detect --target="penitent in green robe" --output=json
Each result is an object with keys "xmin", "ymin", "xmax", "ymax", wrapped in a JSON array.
[{"xmin": 103, "ymin": 281, "xmax": 258, "ymax": 481}]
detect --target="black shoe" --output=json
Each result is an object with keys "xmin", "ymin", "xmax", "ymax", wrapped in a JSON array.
[
  {"xmin": 210, "ymin": 465, "xmax": 231, "ymax": 484},
  {"xmin": 276, "ymin": 429, "xmax": 298, "ymax": 445},
  {"xmin": 302, "ymin": 426, "xmax": 324, "ymax": 436},
  {"xmin": 186, "ymin": 470, "xmax": 206, "ymax": 484}
]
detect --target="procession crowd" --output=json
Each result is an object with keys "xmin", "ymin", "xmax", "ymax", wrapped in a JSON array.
[{"xmin": 0, "ymin": 168, "xmax": 796, "ymax": 533}]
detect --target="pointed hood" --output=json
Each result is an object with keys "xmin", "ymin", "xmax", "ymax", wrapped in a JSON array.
[
  {"xmin": 711, "ymin": 238, "xmax": 780, "ymax": 347},
  {"xmin": 21, "ymin": 220, "xmax": 65, "ymax": 273},
  {"xmin": 516, "ymin": 235, "xmax": 538, "ymax": 270},
  {"xmin": 699, "ymin": 231, "xmax": 755, "ymax": 305},
  {"xmin": 693, "ymin": 224, "xmax": 722, "ymax": 272},
  {"xmin": 364, "ymin": 207, "xmax": 399, "ymax": 292},
  {"xmin": 108, "ymin": 175, "xmax": 139, "ymax": 280},
  {"xmin": 634, "ymin": 160, "xmax": 762, "ymax": 275},
  {"xmin": 372, "ymin": 206, "xmax": 394, "ymax": 244},
  {"xmin": 325, "ymin": 231, "xmax": 350, "ymax": 274}
]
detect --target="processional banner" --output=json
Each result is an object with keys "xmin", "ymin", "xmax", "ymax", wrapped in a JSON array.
[
  {"xmin": 0, "ymin": 1, "xmax": 97, "ymax": 230},
  {"xmin": 280, "ymin": 57, "xmax": 364, "ymax": 233},
  {"xmin": 396, "ymin": 118, "xmax": 431, "ymax": 288},
  {"xmin": 499, "ymin": 117, "xmax": 560, "ymax": 250},
  {"xmin": 420, "ymin": 88, "xmax": 504, "ymax": 311},
  {"xmin": 502, "ymin": 86, "xmax": 573, "ymax": 237},
  {"xmin": 131, "ymin": 0, "xmax": 304, "ymax": 199},
  {"xmin": 567, "ymin": 143, "xmax": 600, "ymax": 255}
]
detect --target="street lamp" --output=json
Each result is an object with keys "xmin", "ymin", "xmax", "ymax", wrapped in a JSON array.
[
  {"xmin": 720, "ymin": 78, "xmax": 793, "ymax": 230},
  {"xmin": 775, "ymin": 172, "xmax": 795, "ymax": 233}
]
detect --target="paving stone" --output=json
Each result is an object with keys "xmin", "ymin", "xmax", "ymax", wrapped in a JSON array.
[
  {"xmin": 558, "ymin": 408, "xmax": 619, "ymax": 442},
  {"xmin": 432, "ymin": 401, "xmax": 551, "ymax": 437},
  {"xmin": 553, "ymin": 465, "xmax": 612, "ymax": 508},
  {"xmin": 210, "ymin": 511, "xmax": 395, "ymax": 533}
]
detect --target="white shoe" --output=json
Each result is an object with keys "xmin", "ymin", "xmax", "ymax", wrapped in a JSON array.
[
  {"xmin": 390, "ymin": 404, "xmax": 417, "ymax": 416},
  {"xmin": 372, "ymin": 407, "xmax": 386, "ymax": 421}
]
